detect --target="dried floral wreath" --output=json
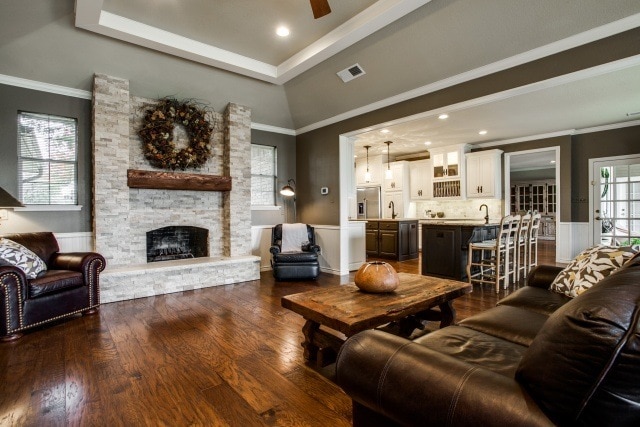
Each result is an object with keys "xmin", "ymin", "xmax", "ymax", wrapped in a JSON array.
[{"xmin": 138, "ymin": 98, "xmax": 213, "ymax": 170}]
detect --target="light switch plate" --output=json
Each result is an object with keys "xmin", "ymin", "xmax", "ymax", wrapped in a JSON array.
[
  {"xmin": 320, "ymin": 187, "xmax": 329, "ymax": 195},
  {"xmin": 0, "ymin": 209, "xmax": 8, "ymax": 221}
]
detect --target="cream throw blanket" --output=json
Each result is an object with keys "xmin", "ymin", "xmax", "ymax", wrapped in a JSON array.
[{"xmin": 281, "ymin": 223, "xmax": 309, "ymax": 253}]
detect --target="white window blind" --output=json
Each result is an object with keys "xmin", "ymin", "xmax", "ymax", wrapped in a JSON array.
[
  {"xmin": 251, "ymin": 144, "xmax": 276, "ymax": 206},
  {"xmin": 18, "ymin": 112, "xmax": 78, "ymax": 205}
]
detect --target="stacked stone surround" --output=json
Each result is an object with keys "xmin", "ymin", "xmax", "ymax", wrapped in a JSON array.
[{"xmin": 92, "ymin": 74, "xmax": 259, "ymax": 303}]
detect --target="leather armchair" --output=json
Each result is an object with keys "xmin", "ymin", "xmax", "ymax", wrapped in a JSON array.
[
  {"xmin": 0, "ymin": 232, "xmax": 106, "ymax": 341},
  {"xmin": 270, "ymin": 224, "xmax": 320, "ymax": 280}
]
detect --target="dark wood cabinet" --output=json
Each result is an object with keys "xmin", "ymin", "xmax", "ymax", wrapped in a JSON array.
[
  {"xmin": 366, "ymin": 220, "xmax": 419, "ymax": 261},
  {"xmin": 422, "ymin": 223, "xmax": 498, "ymax": 280},
  {"xmin": 423, "ymin": 227, "xmax": 459, "ymax": 278}
]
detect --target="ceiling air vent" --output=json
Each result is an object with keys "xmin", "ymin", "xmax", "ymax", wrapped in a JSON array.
[{"xmin": 337, "ymin": 63, "xmax": 366, "ymax": 83}]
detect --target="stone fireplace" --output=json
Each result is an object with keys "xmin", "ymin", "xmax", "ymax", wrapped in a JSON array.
[
  {"xmin": 146, "ymin": 226, "xmax": 208, "ymax": 263},
  {"xmin": 92, "ymin": 74, "xmax": 260, "ymax": 303}
]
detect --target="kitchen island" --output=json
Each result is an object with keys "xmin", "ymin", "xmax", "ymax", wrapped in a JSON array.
[
  {"xmin": 366, "ymin": 219, "xmax": 419, "ymax": 261},
  {"xmin": 421, "ymin": 220, "xmax": 499, "ymax": 280}
]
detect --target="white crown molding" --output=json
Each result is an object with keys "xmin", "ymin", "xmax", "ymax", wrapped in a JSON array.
[
  {"xmin": 474, "ymin": 119, "xmax": 640, "ymax": 149},
  {"xmin": 0, "ymin": 72, "xmax": 298, "ymax": 134},
  {"xmin": 74, "ymin": 0, "xmax": 431, "ymax": 85},
  {"xmin": 297, "ymin": 13, "xmax": 640, "ymax": 134},
  {"xmin": 573, "ymin": 118, "xmax": 640, "ymax": 135},
  {"xmin": 340, "ymin": 54, "xmax": 640, "ymax": 140},
  {"xmin": 251, "ymin": 123, "xmax": 296, "ymax": 136},
  {"xmin": 473, "ymin": 130, "xmax": 575, "ymax": 148},
  {"xmin": 0, "ymin": 74, "xmax": 92, "ymax": 99}
]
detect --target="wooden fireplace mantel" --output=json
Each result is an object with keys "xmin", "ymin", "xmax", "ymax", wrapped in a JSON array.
[{"xmin": 127, "ymin": 169, "xmax": 232, "ymax": 191}]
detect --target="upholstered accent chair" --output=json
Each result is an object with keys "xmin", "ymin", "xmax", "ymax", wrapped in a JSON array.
[
  {"xmin": 270, "ymin": 224, "xmax": 320, "ymax": 280},
  {"xmin": 0, "ymin": 232, "xmax": 106, "ymax": 341}
]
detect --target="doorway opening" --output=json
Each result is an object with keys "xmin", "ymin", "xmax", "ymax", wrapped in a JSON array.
[{"xmin": 504, "ymin": 147, "xmax": 560, "ymax": 263}]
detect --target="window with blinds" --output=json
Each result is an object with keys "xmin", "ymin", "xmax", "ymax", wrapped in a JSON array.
[
  {"xmin": 18, "ymin": 112, "xmax": 78, "ymax": 205},
  {"xmin": 251, "ymin": 144, "xmax": 276, "ymax": 206}
]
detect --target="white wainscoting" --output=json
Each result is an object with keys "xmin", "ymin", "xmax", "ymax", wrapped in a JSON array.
[
  {"xmin": 251, "ymin": 225, "xmax": 275, "ymax": 272},
  {"xmin": 557, "ymin": 222, "xmax": 590, "ymax": 263},
  {"xmin": 348, "ymin": 221, "xmax": 366, "ymax": 271},
  {"xmin": 251, "ymin": 225, "xmax": 344, "ymax": 275},
  {"xmin": 313, "ymin": 225, "xmax": 341, "ymax": 275},
  {"xmin": 54, "ymin": 232, "xmax": 93, "ymax": 252}
]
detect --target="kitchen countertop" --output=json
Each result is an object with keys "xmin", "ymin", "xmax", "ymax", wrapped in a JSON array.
[
  {"xmin": 420, "ymin": 219, "xmax": 500, "ymax": 226},
  {"xmin": 349, "ymin": 218, "xmax": 419, "ymax": 222}
]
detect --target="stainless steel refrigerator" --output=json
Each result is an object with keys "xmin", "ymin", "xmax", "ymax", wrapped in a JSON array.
[{"xmin": 356, "ymin": 186, "xmax": 381, "ymax": 219}]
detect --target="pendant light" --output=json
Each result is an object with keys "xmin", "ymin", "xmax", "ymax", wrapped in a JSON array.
[
  {"xmin": 364, "ymin": 145, "xmax": 372, "ymax": 182},
  {"xmin": 384, "ymin": 141, "xmax": 393, "ymax": 179}
]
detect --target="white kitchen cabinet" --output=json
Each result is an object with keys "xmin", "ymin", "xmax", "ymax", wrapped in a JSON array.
[
  {"xmin": 430, "ymin": 144, "xmax": 469, "ymax": 180},
  {"xmin": 429, "ymin": 144, "xmax": 469, "ymax": 199},
  {"xmin": 383, "ymin": 161, "xmax": 409, "ymax": 192},
  {"xmin": 409, "ymin": 159, "xmax": 432, "ymax": 200},
  {"xmin": 355, "ymin": 154, "xmax": 383, "ymax": 186},
  {"xmin": 466, "ymin": 149, "xmax": 503, "ymax": 198}
]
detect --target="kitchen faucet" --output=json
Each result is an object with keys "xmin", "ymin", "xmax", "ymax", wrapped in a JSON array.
[
  {"xmin": 389, "ymin": 201, "xmax": 398, "ymax": 219},
  {"xmin": 479, "ymin": 204, "xmax": 489, "ymax": 224}
]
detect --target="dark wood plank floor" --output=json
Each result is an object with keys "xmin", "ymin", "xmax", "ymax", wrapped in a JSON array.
[{"xmin": 0, "ymin": 241, "xmax": 560, "ymax": 426}]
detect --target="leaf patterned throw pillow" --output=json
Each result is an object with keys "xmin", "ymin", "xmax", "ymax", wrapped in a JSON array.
[
  {"xmin": 550, "ymin": 245, "xmax": 637, "ymax": 298},
  {"xmin": 0, "ymin": 238, "xmax": 47, "ymax": 279}
]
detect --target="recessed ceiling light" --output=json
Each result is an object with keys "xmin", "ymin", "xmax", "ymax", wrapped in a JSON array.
[
  {"xmin": 276, "ymin": 26, "xmax": 290, "ymax": 37},
  {"xmin": 424, "ymin": 141, "xmax": 432, "ymax": 145},
  {"xmin": 479, "ymin": 130, "xmax": 487, "ymax": 135},
  {"xmin": 380, "ymin": 129, "xmax": 390, "ymax": 134},
  {"xmin": 438, "ymin": 114, "xmax": 448, "ymax": 120}
]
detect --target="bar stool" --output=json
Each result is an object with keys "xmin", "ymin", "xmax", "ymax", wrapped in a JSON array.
[
  {"xmin": 528, "ymin": 213, "xmax": 542, "ymax": 273},
  {"xmin": 514, "ymin": 213, "xmax": 532, "ymax": 282},
  {"xmin": 467, "ymin": 215, "xmax": 520, "ymax": 293}
]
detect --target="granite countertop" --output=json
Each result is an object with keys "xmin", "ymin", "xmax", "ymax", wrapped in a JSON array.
[
  {"xmin": 349, "ymin": 218, "xmax": 419, "ymax": 222},
  {"xmin": 420, "ymin": 219, "xmax": 500, "ymax": 226}
]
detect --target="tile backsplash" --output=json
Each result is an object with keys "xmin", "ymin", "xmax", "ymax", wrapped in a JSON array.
[{"xmin": 412, "ymin": 199, "xmax": 504, "ymax": 222}]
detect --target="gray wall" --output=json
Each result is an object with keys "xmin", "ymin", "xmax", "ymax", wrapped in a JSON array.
[
  {"xmin": 571, "ymin": 125, "xmax": 640, "ymax": 222},
  {"xmin": 478, "ymin": 136, "xmax": 572, "ymax": 222},
  {"xmin": 251, "ymin": 129, "xmax": 297, "ymax": 226},
  {"xmin": 296, "ymin": 28, "xmax": 640, "ymax": 225},
  {"xmin": 0, "ymin": 84, "xmax": 92, "ymax": 233},
  {"xmin": 511, "ymin": 169, "xmax": 556, "ymax": 182},
  {"xmin": 0, "ymin": 0, "xmax": 293, "ymax": 128},
  {"xmin": 0, "ymin": 85, "xmax": 297, "ymax": 233}
]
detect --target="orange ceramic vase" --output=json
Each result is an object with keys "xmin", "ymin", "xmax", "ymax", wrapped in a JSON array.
[{"xmin": 354, "ymin": 261, "xmax": 399, "ymax": 293}]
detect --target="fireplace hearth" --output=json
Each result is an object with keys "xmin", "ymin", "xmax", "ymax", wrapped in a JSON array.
[{"xmin": 146, "ymin": 226, "xmax": 209, "ymax": 263}]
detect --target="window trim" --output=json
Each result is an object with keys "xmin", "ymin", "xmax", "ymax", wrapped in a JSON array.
[
  {"xmin": 17, "ymin": 111, "xmax": 79, "ymax": 206},
  {"xmin": 250, "ymin": 143, "xmax": 277, "ymax": 207}
]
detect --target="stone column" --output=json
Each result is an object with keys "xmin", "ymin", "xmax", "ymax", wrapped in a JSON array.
[
  {"xmin": 223, "ymin": 103, "xmax": 252, "ymax": 257},
  {"xmin": 92, "ymin": 74, "xmax": 131, "ymax": 267}
]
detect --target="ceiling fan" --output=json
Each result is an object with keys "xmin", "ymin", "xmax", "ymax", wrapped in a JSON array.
[{"xmin": 310, "ymin": 0, "xmax": 331, "ymax": 19}]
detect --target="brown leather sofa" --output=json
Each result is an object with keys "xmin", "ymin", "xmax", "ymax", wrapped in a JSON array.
[
  {"xmin": 0, "ymin": 232, "xmax": 106, "ymax": 341},
  {"xmin": 336, "ymin": 255, "xmax": 640, "ymax": 426}
]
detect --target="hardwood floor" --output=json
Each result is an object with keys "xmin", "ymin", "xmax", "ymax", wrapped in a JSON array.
[{"xmin": 0, "ymin": 241, "xmax": 560, "ymax": 426}]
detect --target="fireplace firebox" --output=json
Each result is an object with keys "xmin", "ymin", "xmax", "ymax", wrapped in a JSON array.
[{"xmin": 146, "ymin": 226, "xmax": 209, "ymax": 263}]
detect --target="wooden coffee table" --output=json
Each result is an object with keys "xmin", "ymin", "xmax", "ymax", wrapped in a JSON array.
[{"xmin": 281, "ymin": 272, "xmax": 472, "ymax": 366}]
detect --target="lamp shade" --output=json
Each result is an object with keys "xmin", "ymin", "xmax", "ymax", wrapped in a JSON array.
[
  {"xmin": 0, "ymin": 187, "xmax": 24, "ymax": 208},
  {"xmin": 280, "ymin": 179, "xmax": 296, "ymax": 197},
  {"xmin": 280, "ymin": 185, "xmax": 295, "ymax": 197}
]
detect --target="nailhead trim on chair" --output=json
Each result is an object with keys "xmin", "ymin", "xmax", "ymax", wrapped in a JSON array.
[
  {"xmin": 2, "ymin": 257, "xmax": 106, "ymax": 336},
  {"xmin": 1, "ymin": 272, "xmax": 25, "ymax": 334},
  {"xmin": 10, "ymin": 305, "xmax": 100, "ymax": 333}
]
